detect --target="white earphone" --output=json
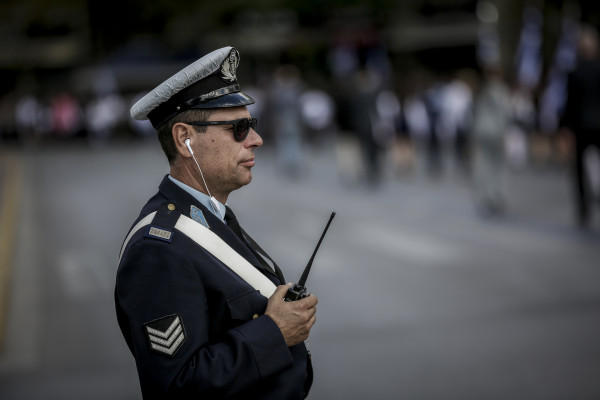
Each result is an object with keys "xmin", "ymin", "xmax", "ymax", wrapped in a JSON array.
[
  {"xmin": 184, "ymin": 138, "xmax": 222, "ymax": 219},
  {"xmin": 185, "ymin": 138, "xmax": 194, "ymax": 155}
]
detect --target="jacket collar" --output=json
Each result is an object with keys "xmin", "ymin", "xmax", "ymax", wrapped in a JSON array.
[{"xmin": 156, "ymin": 175, "xmax": 275, "ymax": 279}]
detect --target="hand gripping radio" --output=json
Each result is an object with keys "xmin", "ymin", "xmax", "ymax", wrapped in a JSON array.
[{"xmin": 284, "ymin": 212, "xmax": 336, "ymax": 302}]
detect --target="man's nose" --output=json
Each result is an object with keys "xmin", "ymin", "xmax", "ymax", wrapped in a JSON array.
[{"xmin": 245, "ymin": 127, "xmax": 263, "ymax": 148}]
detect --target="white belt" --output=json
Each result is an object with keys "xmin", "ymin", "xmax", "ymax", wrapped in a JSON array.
[{"xmin": 119, "ymin": 213, "xmax": 277, "ymax": 298}]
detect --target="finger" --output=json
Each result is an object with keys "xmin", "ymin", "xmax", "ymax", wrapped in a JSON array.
[
  {"xmin": 305, "ymin": 312, "xmax": 317, "ymax": 327},
  {"xmin": 300, "ymin": 294, "xmax": 318, "ymax": 308},
  {"xmin": 270, "ymin": 284, "xmax": 290, "ymax": 300}
]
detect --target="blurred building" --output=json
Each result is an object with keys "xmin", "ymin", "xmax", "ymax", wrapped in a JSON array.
[{"xmin": 1, "ymin": 0, "xmax": 600, "ymax": 141}]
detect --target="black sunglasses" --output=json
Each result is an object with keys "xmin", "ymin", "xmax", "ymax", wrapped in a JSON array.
[{"xmin": 186, "ymin": 117, "xmax": 258, "ymax": 142}]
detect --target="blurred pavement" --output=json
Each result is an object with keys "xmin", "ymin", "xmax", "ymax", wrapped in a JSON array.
[{"xmin": 0, "ymin": 139, "xmax": 599, "ymax": 399}]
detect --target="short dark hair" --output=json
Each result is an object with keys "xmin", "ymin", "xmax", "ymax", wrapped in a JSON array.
[{"xmin": 157, "ymin": 109, "xmax": 216, "ymax": 165}]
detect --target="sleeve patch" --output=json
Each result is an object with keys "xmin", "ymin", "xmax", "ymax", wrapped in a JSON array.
[{"xmin": 144, "ymin": 314, "xmax": 186, "ymax": 357}]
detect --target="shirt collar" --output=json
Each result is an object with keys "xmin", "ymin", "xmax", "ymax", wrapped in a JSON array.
[{"xmin": 168, "ymin": 175, "xmax": 226, "ymax": 222}]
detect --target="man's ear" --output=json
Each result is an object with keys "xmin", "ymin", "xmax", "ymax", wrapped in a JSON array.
[{"xmin": 172, "ymin": 122, "xmax": 193, "ymax": 158}]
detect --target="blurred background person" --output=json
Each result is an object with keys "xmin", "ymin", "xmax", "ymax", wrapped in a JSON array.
[
  {"xmin": 373, "ymin": 88, "xmax": 402, "ymax": 175},
  {"xmin": 269, "ymin": 64, "xmax": 306, "ymax": 178},
  {"xmin": 470, "ymin": 0, "xmax": 513, "ymax": 215},
  {"xmin": 402, "ymin": 72, "xmax": 432, "ymax": 178},
  {"xmin": 348, "ymin": 64, "xmax": 384, "ymax": 187},
  {"xmin": 560, "ymin": 24, "xmax": 600, "ymax": 228},
  {"xmin": 85, "ymin": 66, "xmax": 126, "ymax": 145},
  {"xmin": 422, "ymin": 79, "xmax": 444, "ymax": 178},
  {"xmin": 298, "ymin": 88, "xmax": 336, "ymax": 145},
  {"xmin": 49, "ymin": 92, "xmax": 83, "ymax": 139},
  {"xmin": 538, "ymin": 11, "xmax": 579, "ymax": 168},
  {"xmin": 436, "ymin": 70, "xmax": 474, "ymax": 176},
  {"xmin": 507, "ymin": 82, "xmax": 536, "ymax": 171},
  {"xmin": 470, "ymin": 65, "xmax": 512, "ymax": 215},
  {"xmin": 14, "ymin": 91, "xmax": 50, "ymax": 144}
]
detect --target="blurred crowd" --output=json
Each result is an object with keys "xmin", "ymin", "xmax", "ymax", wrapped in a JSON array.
[{"xmin": 1, "ymin": 3, "xmax": 599, "ymax": 226}]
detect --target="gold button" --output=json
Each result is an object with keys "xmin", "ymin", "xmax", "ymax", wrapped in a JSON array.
[
  {"xmin": 252, "ymin": 314, "xmax": 259, "ymax": 319},
  {"xmin": 167, "ymin": 203, "xmax": 175, "ymax": 211}
]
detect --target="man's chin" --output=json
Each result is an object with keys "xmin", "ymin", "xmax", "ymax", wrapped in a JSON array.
[{"xmin": 235, "ymin": 172, "xmax": 253, "ymax": 188}]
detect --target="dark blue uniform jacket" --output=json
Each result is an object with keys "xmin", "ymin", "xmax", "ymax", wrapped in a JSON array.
[{"xmin": 115, "ymin": 176, "xmax": 312, "ymax": 399}]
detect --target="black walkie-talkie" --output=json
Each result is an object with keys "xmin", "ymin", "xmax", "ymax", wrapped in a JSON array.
[{"xmin": 284, "ymin": 212, "xmax": 336, "ymax": 302}]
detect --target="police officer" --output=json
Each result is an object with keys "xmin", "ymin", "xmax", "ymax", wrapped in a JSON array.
[{"xmin": 115, "ymin": 46, "xmax": 317, "ymax": 399}]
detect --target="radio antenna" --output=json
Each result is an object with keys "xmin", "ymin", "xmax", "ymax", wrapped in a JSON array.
[{"xmin": 298, "ymin": 212, "xmax": 336, "ymax": 287}]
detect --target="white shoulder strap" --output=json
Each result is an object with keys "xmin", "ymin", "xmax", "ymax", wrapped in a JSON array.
[
  {"xmin": 119, "ymin": 213, "xmax": 277, "ymax": 298},
  {"xmin": 119, "ymin": 211, "xmax": 157, "ymax": 261}
]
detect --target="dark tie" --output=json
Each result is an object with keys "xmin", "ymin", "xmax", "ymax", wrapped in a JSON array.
[
  {"xmin": 224, "ymin": 206, "xmax": 285, "ymax": 283},
  {"xmin": 224, "ymin": 206, "xmax": 244, "ymax": 239}
]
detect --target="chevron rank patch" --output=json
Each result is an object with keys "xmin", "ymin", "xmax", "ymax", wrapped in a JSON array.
[{"xmin": 144, "ymin": 314, "xmax": 186, "ymax": 357}]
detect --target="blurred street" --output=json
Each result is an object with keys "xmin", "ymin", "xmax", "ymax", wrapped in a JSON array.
[{"xmin": 0, "ymin": 139, "xmax": 599, "ymax": 399}]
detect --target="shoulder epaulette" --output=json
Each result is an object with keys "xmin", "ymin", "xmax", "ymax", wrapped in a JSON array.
[{"xmin": 144, "ymin": 202, "xmax": 181, "ymax": 244}]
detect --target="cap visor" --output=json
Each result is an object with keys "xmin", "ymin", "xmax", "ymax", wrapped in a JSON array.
[{"xmin": 190, "ymin": 92, "xmax": 255, "ymax": 109}]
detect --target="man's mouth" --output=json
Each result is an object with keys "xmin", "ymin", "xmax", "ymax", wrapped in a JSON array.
[{"xmin": 240, "ymin": 158, "xmax": 255, "ymax": 167}]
